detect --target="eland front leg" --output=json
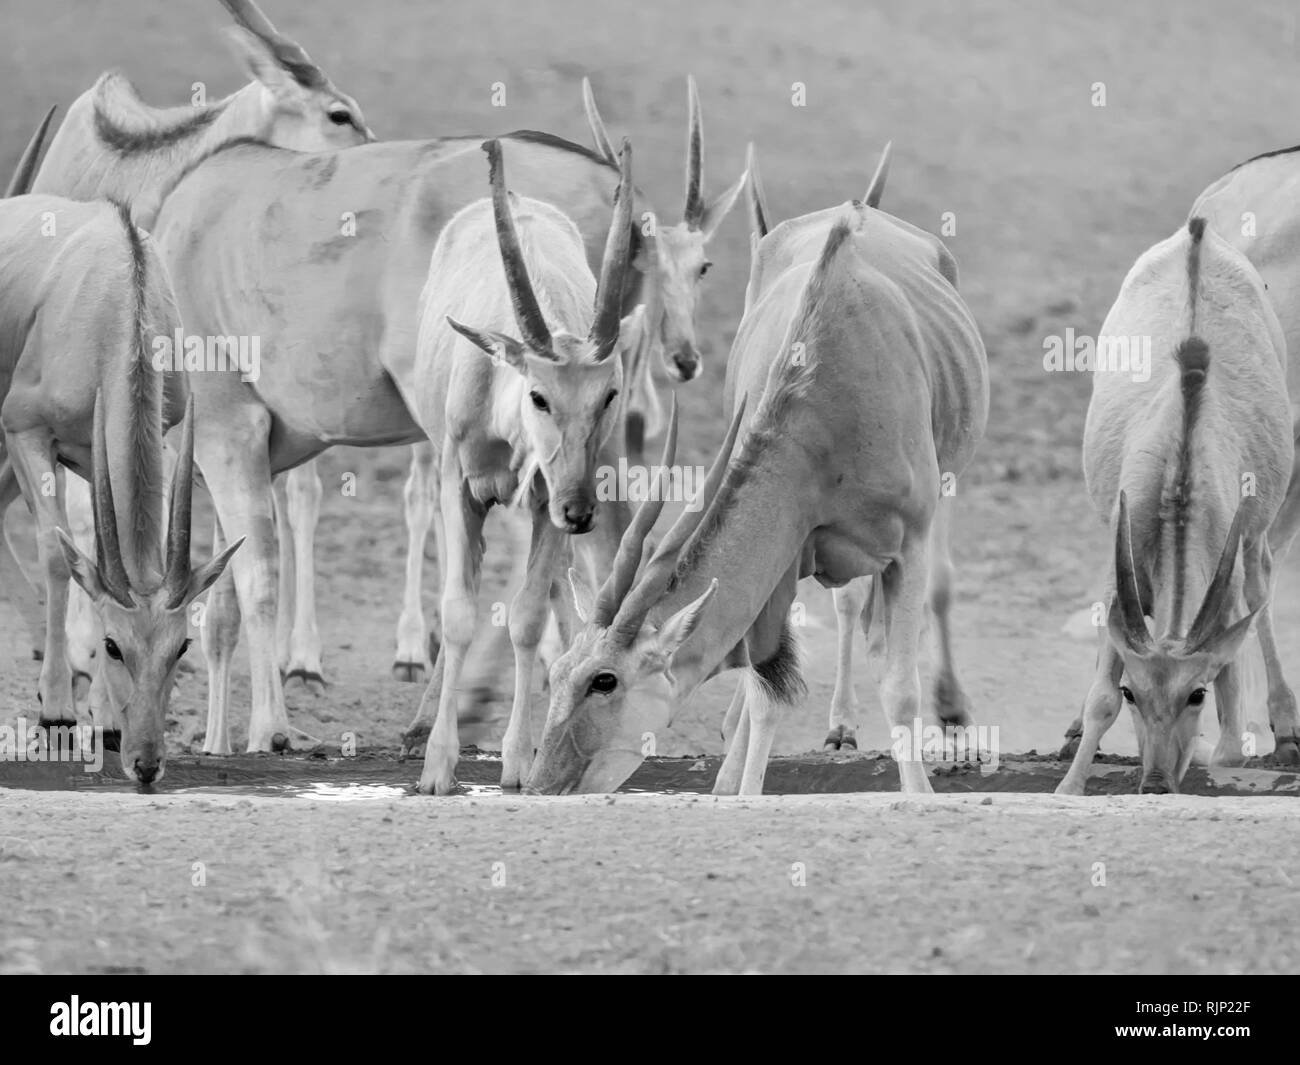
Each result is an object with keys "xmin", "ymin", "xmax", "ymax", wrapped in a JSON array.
[
  {"xmin": 880, "ymin": 535, "xmax": 934, "ymax": 795},
  {"xmin": 416, "ymin": 450, "xmax": 488, "ymax": 795},
  {"xmin": 281, "ymin": 461, "xmax": 325, "ymax": 694},
  {"xmin": 1244, "ymin": 538, "xmax": 1300, "ymax": 763},
  {"xmin": 501, "ymin": 495, "xmax": 568, "ymax": 789},
  {"xmin": 3, "ymin": 428, "xmax": 75, "ymax": 727},
  {"xmin": 826, "ymin": 577, "xmax": 870, "ymax": 750}
]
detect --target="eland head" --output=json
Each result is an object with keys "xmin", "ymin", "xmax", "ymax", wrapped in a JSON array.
[
  {"xmin": 583, "ymin": 76, "xmax": 746, "ymax": 382},
  {"xmin": 448, "ymin": 138, "xmax": 636, "ymax": 535},
  {"xmin": 1107, "ymin": 491, "xmax": 1261, "ymax": 793},
  {"xmin": 55, "ymin": 396, "xmax": 242, "ymax": 785},
  {"xmin": 525, "ymin": 398, "xmax": 746, "ymax": 794},
  {"xmin": 218, "ymin": 0, "xmax": 374, "ymax": 149}
]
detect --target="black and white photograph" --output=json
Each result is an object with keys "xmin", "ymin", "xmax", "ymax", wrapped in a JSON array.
[{"xmin": 0, "ymin": 0, "xmax": 1297, "ymax": 1000}]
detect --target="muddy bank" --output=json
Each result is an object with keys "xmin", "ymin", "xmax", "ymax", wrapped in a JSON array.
[{"xmin": 3, "ymin": 748, "xmax": 1297, "ymax": 797}]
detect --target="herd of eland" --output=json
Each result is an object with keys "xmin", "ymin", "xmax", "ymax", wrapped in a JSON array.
[{"xmin": 1, "ymin": 0, "xmax": 1297, "ymax": 797}]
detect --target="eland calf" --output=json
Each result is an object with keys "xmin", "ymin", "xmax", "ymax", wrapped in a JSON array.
[
  {"xmin": 526, "ymin": 154, "xmax": 988, "ymax": 797},
  {"xmin": 1057, "ymin": 218, "xmax": 1297, "ymax": 795}
]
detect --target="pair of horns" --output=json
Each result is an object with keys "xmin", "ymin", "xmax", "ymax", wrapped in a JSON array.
[
  {"xmin": 1111, "ymin": 490, "xmax": 1250, "ymax": 652},
  {"xmin": 591, "ymin": 395, "xmax": 747, "ymax": 644},
  {"xmin": 482, "ymin": 137, "xmax": 634, "ymax": 362},
  {"xmin": 583, "ymin": 76, "xmax": 711, "ymax": 230},
  {"xmin": 5, "ymin": 105, "xmax": 57, "ymax": 198},
  {"xmin": 219, "ymin": 0, "xmax": 326, "ymax": 88},
  {"xmin": 90, "ymin": 391, "xmax": 199, "ymax": 609},
  {"xmin": 744, "ymin": 140, "xmax": 892, "ymax": 241}
]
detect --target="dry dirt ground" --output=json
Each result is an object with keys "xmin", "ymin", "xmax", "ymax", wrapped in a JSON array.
[
  {"xmin": 2, "ymin": 790, "xmax": 1298, "ymax": 974},
  {"xmin": 2, "ymin": 0, "xmax": 1300, "ymax": 973}
]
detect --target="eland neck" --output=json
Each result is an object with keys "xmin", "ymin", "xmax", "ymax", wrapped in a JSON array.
[{"xmin": 649, "ymin": 426, "xmax": 817, "ymax": 698}]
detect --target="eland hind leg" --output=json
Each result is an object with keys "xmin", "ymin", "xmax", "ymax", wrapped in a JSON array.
[{"xmin": 393, "ymin": 442, "xmax": 438, "ymax": 682}]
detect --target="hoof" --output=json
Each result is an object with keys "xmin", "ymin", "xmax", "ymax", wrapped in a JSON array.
[
  {"xmin": 271, "ymin": 732, "xmax": 291, "ymax": 753},
  {"xmin": 1273, "ymin": 738, "xmax": 1300, "ymax": 766},
  {"xmin": 284, "ymin": 669, "xmax": 326, "ymax": 697},
  {"xmin": 415, "ymin": 771, "xmax": 456, "ymax": 796},
  {"xmin": 399, "ymin": 722, "xmax": 431, "ymax": 759},
  {"xmin": 823, "ymin": 725, "xmax": 857, "ymax": 750},
  {"xmin": 933, "ymin": 673, "xmax": 973, "ymax": 727},
  {"xmin": 391, "ymin": 661, "xmax": 424, "ymax": 683}
]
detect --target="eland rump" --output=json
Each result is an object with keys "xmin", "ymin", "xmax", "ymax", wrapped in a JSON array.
[
  {"xmin": 1057, "ymin": 218, "xmax": 1297, "ymax": 795},
  {"xmin": 526, "ymin": 149, "xmax": 989, "ymax": 797}
]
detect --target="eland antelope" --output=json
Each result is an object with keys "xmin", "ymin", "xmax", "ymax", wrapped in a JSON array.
[
  {"xmin": 1057, "ymin": 219, "xmax": 1297, "ymax": 795},
  {"xmin": 409, "ymin": 139, "xmax": 635, "ymax": 794},
  {"xmin": 0, "ymin": 173, "xmax": 238, "ymax": 781},
  {"xmin": 525, "ymin": 152, "xmax": 989, "ymax": 797},
  {"xmin": 7, "ymin": 0, "xmax": 373, "ymax": 712}
]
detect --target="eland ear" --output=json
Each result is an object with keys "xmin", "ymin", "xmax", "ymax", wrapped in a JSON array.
[
  {"xmin": 182, "ymin": 537, "xmax": 245, "ymax": 605},
  {"xmin": 699, "ymin": 168, "xmax": 747, "ymax": 241},
  {"xmin": 55, "ymin": 528, "xmax": 110, "ymax": 604},
  {"xmin": 1195, "ymin": 605, "xmax": 1262, "ymax": 672},
  {"xmin": 656, "ymin": 578, "xmax": 718, "ymax": 661},
  {"xmin": 446, "ymin": 317, "xmax": 528, "ymax": 371},
  {"xmin": 569, "ymin": 566, "xmax": 597, "ymax": 626},
  {"xmin": 224, "ymin": 26, "xmax": 311, "ymax": 101}
]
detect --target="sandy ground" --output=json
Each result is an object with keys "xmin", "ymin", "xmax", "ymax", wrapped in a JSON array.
[{"xmin": 1, "ymin": 789, "xmax": 1297, "ymax": 974}]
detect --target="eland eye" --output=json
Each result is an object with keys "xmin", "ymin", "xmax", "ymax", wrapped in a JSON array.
[
  {"xmin": 104, "ymin": 637, "xmax": 123, "ymax": 662},
  {"xmin": 588, "ymin": 672, "xmax": 618, "ymax": 695},
  {"xmin": 1119, "ymin": 685, "xmax": 1135, "ymax": 704},
  {"xmin": 1187, "ymin": 687, "xmax": 1207, "ymax": 707},
  {"xmin": 530, "ymin": 391, "xmax": 550, "ymax": 413},
  {"xmin": 328, "ymin": 108, "xmax": 353, "ymax": 126},
  {"xmin": 699, "ymin": 261, "xmax": 712, "ymax": 277},
  {"xmin": 603, "ymin": 390, "xmax": 618, "ymax": 409}
]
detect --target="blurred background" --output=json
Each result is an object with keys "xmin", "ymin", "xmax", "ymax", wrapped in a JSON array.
[{"xmin": 1, "ymin": 0, "xmax": 1297, "ymax": 759}]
